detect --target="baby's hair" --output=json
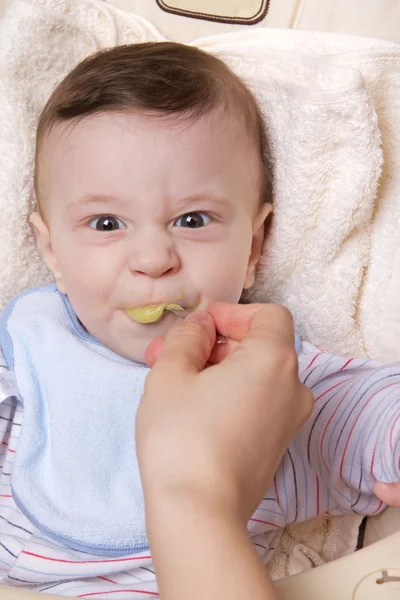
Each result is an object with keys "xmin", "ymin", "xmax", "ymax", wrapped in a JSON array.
[{"xmin": 34, "ymin": 42, "xmax": 271, "ymax": 212}]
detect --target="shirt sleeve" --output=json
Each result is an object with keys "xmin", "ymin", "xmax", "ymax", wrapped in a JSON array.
[
  {"xmin": 0, "ymin": 346, "xmax": 20, "ymax": 451},
  {"xmin": 248, "ymin": 340, "xmax": 400, "ymax": 535}
]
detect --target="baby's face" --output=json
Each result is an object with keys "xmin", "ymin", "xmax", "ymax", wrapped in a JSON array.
[{"xmin": 32, "ymin": 110, "xmax": 270, "ymax": 363}]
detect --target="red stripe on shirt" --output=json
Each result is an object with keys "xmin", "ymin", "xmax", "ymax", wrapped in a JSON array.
[
  {"xmin": 249, "ymin": 518, "xmax": 279, "ymax": 528},
  {"xmin": 305, "ymin": 353, "xmax": 322, "ymax": 371},
  {"xmin": 339, "ymin": 359, "xmax": 354, "ymax": 371},
  {"xmin": 370, "ymin": 444, "xmax": 377, "ymax": 476},
  {"xmin": 319, "ymin": 381, "xmax": 355, "ymax": 470},
  {"xmin": 97, "ymin": 576, "xmax": 117, "ymax": 584},
  {"xmin": 315, "ymin": 378, "xmax": 351, "ymax": 404},
  {"xmin": 78, "ymin": 590, "xmax": 158, "ymax": 597},
  {"xmin": 340, "ymin": 383, "xmax": 400, "ymax": 484},
  {"xmin": 21, "ymin": 550, "xmax": 152, "ymax": 564},
  {"xmin": 372, "ymin": 500, "xmax": 383, "ymax": 515},
  {"xmin": 390, "ymin": 410, "xmax": 400, "ymax": 452}
]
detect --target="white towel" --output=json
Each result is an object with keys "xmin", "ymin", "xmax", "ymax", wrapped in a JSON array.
[
  {"xmin": 194, "ymin": 29, "xmax": 400, "ymax": 361},
  {"xmin": 0, "ymin": 0, "xmax": 399, "ymax": 580}
]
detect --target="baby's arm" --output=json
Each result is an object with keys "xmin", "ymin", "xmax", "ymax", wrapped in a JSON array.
[
  {"xmin": 248, "ymin": 341, "xmax": 400, "ymax": 534},
  {"xmin": 297, "ymin": 341, "xmax": 400, "ymax": 515}
]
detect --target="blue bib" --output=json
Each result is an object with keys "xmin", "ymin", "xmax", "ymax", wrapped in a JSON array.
[{"xmin": 0, "ymin": 285, "xmax": 150, "ymax": 557}]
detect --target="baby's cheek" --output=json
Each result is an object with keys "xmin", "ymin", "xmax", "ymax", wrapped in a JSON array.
[
  {"xmin": 198, "ymin": 265, "xmax": 246, "ymax": 305},
  {"xmin": 217, "ymin": 250, "xmax": 249, "ymax": 296}
]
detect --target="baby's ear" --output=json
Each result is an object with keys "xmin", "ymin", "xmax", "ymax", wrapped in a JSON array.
[
  {"xmin": 243, "ymin": 203, "xmax": 273, "ymax": 290},
  {"xmin": 30, "ymin": 212, "xmax": 66, "ymax": 293}
]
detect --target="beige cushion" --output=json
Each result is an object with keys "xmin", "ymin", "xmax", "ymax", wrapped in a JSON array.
[
  {"xmin": 364, "ymin": 507, "xmax": 400, "ymax": 547},
  {"xmin": 2, "ymin": 0, "xmax": 400, "ymax": 41},
  {"xmin": 106, "ymin": 0, "xmax": 400, "ymax": 42}
]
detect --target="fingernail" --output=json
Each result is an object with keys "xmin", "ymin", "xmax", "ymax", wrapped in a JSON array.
[{"xmin": 185, "ymin": 310, "xmax": 209, "ymax": 323}]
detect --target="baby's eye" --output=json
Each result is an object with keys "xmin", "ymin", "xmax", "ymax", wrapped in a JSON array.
[
  {"xmin": 174, "ymin": 212, "xmax": 211, "ymax": 229},
  {"xmin": 88, "ymin": 216, "xmax": 126, "ymax": 231}
]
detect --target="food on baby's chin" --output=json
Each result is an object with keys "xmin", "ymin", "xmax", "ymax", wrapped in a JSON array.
[{"xmin": 125, "ymin": 303, "xmax": 184, "ymax": 324}]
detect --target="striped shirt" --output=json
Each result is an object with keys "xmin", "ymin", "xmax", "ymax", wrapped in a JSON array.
[{"xmin": 0, "ymin": 340, "xmax": 399, "ymax": 597}]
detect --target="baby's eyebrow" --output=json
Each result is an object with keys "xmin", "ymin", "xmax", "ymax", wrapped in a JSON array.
[
  {"xmin": 66, "ymin": 193, "xmax": 231, "ymax": 214},
  {"xmin": 68, "ymin": 194, "xmax": 120, "ymax": 208},
  {"xmin": 173, "ymin": 193, "xmax": 230, "ymax": 210}
]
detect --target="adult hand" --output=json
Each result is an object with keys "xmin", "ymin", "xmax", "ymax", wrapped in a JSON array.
[
  {"xmin": 136, "ymin": 303, "xmax": 312, "ymax": 600},
  {"xmin": 137, "ymin": 303, "xmax": 313, "ymax": 522}
]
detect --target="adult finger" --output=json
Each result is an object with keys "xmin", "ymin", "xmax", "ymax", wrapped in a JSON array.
[
  {"xmin": 150, "ymin": 311, "xmax": 217, "ymax": 378},
  {"xmin": 243, "ymin": 303, "xmax": 295, "ymax": 349},
  {"xmin": 208, "ymin": 338, "xmax": 239, "ymax": 365},
  {"xmin": 148, "ymin": 334, "xmax": 234, "ymax": 368},
  {"xmin": 207, "ymin": 302, "xmax": 295, "ymax": 347},
  {"xmin": 145, "ymin": 336, "xmax": 165, "ymax": 368},
  {"xmin": 210, "ymin": 305, "xmax": 298, "ymax": 396}
]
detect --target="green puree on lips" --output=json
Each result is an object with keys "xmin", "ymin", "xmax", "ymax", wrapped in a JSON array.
[{"xmin": 125, "ymin": 303, "xmax": 184, "ymax": 324}]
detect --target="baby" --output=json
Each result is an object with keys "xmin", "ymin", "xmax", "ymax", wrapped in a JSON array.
[{"xmin": 0, "ymin": 42, "xmax": 399, "ymax": 597}]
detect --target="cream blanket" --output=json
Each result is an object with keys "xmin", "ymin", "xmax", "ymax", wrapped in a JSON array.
[
  {"xmin": 198, "ymin": 28, "xmax": 400, "ymax": 362},
  {"xmin": 1, "ymin": 0, "xmax": 399, "ymax": 581}
]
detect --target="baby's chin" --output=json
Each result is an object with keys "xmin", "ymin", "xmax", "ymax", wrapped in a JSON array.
[{"xmin": 101, "ymin": 311, "xmax": 180, "ymax": 365}]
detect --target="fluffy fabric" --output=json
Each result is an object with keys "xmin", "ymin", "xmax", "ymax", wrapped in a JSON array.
[{"xmin": 195, "ymin": 29, "xmax": 400, "ymax": 360}]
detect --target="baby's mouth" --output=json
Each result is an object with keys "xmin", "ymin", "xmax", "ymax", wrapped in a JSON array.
[
  {"xmin": 125, "ymin": 300, "xmax": 227, "ymax": 345},
  {"xmin": 125, "ymin": 303, "xmax": 186, "ymax": 324}
]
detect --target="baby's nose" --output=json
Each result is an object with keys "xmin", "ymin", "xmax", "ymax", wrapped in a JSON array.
[
  {"xmin": 134, "ymin": 260, "xmax": 178, "ymax": 279},
  {"xmin": 129, "ymin": 235, "xmax": 180, "ymax": 279}
]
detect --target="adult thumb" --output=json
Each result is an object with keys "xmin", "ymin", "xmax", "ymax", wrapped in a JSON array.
[{"xmin": 149, "ymin": 311, "xmax": 217, "ymax": 377}]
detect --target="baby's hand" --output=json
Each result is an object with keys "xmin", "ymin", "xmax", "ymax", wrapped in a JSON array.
[{"xmin": 374, "ymin": 482, "xmax": 400, "ymax": 507}]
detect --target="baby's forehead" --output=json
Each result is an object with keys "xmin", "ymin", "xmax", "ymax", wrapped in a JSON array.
[
  {"xmin": 39, "ymin": 109, "xmax": 263, "ymax": 213},
  {"xmin": 46, "ymin": 104, "xmax": 259, "ymax": 152}
]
